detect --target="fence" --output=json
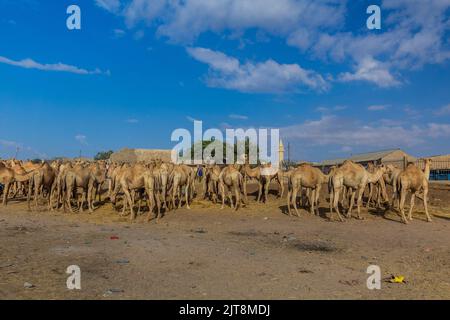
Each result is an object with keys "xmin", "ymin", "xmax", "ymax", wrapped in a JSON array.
[{"xmin": 382, "ymin": 158, "xmax": 450, "ymax": 181}]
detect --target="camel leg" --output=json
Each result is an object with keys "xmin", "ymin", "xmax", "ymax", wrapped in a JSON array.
[
  {"xmin": 227, "ymin": 188, "xmax": 233, "ymax": 209},
  {"xmin": 172, "ymin": 184, "xmax": 177, "ymax": 210},
  {"xmin": 408, "ymin": 192, "xmax": 416, "ymax": 221},
  {"xmin": 347, "ymin": 190, "xmax": 356, "ymax": 219},
  {"xmin": 332, "ymin": 187, "xmax": 344, "ymax": 222},
  {"xmin": 264, "ymin": 181, "xmax": 270, "ymax": 203},
  {"xmin": 185, "ymin": 184, "xmax": 191, "ymax": 210},
  {"xmin": 356, "ymin": 187, "xmax": 364, "ymax": 220},
  {"xmin": 3, "ymin": 182, "xmax": 11, "ymax": 206},
  {"xmin": 87, "ymin": 183, "xmax": 94, "ymax": 213},
  {"xmin": 48, "ymin": 183, "xmax": 56, "ymax": 211},
  {"xmin": 123, "ymin": 188, "xmax": 135, "ymax": 220},
  {"xmin": 366, "ymin": 183, "xmax": 372, "ymax": 208},
  {"xmin": 177, "ymin": 186, "xmax": 182, "ymax": 209},
  {"xmin": 220, "ymin": 183, "xmax": 226, "ymax": 210},
  {"xmin": 399, "ymin": 187, "xmax": 408, "ymax": 224},
  {"xmin": 423, "ymin": 188, "xmax": 432, "ymax": 222},
  {"xmin": 309, "ymin": 189, "xmax": 315, "ymax": 215},
  {"xmin": 292, "ymin": 186, "xmax": 300, "ymax": 217},
  {"xmin": 287, "ymin": 189, "xmax": 292, "ymax": 216},
  {"xmin": 314, "ymin": 185, "xmax": 321, "ymax": 215},
  {"xmin": 146, "ymin": 190, "xmax": 155, "ymax": 223},
  {"xmin": 234, "ymin": 184, "xmax": 240, "ymax": 211},
  {"xmin": 66, "ymin": 187, "xmax": 74, "ymax": 214},
  {"xmin": 27, "ymin": 179, "xmax": 33, "ymax": 211},
  {"xmin": 33, "ymin": 181, "xmax": 40, "ymax": 210},
  {"xmin": 256, "ymin": 181, "xmax": 262, "ymax": 202},
  {"xmin": 155, "ymin": 192, "xmax": 161, "ymax": 222}
]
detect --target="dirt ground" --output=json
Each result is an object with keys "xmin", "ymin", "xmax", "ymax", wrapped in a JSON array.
[{"xmin": 0, "ymin": 182, "xmax": 449, "ymax": 300}]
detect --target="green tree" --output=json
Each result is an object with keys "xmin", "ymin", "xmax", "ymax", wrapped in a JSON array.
[{"xmin": 94, "ymin": 150, "xmax": 114, "ymax": 160}]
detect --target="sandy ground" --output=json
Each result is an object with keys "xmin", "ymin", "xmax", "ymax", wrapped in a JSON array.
[{"xmin": 0, "ymin": 182, "xmax": 449, "ymax": 300}]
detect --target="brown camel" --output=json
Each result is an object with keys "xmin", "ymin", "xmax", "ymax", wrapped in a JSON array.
[
  {"xmin": 365, "ymin": 162, "xmax": 389, "ymax": 209},
  {"xmin": 203, "ymin": 164, "xmax": 223, "ymax": 203},
  {"xmin": 170, "ymin": 164, "xmax": 195, "ymax": 210},
  {"xmin": 397, "ymin": 159, "xmax": 432, "ymax": 224},
  {"xmin": 330, "ymin": 161, "xmax": 386, "ymax": 221},
  {"xmin": 241, "ymin": 163, "xmax": 262, "ymax": 202},
  {"xmin": 110, "ymin": 163, "xmax": 148, "ymax": 220},
  {"xmin": 383, "ymin": 164, "xmax": 402, "ymax": 208},
  {"xmin": 287, "ymin": 164, "xmax": 331, "ymax": 216},
  {"xmin": 63, "ymin": 164, "xmax": 96, "ymax": 213},
  {"xmin": 259, "ymin": 163, "xmax": 284, "ymax": 203},
  {"xmin": 219, "ymin": 165, "xmax": 246, "ymax": 210},
  {"xmin": 27, "ymin": 162, "xmax": 57, "ymax": 211},
  {"xmin": 0, "ymin": 165, "xmax": 37, "ymax": 205}
]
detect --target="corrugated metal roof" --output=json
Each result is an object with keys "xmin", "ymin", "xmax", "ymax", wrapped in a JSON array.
[
  {"xmin": 348, "ymin": 149, "xmax": 399, "ymax": 162},
  {"xmin": 319, "ymin": 149, "xmax": 400, "ymax": 166}
]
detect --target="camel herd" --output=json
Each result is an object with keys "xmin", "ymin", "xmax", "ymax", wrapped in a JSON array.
[{"xmin": 0, "ymin": 157, "xmax": 433, "ymax": 224}]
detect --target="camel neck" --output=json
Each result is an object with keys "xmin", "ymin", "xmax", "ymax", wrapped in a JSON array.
[{"xmin": 368, "ymin": 169, "xmax": 383, "ymax": 183}]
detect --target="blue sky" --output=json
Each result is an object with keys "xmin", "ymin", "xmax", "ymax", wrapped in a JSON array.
[{"xmin": 0, "ymin": 0, "xmax": 449, "ymax": 161}]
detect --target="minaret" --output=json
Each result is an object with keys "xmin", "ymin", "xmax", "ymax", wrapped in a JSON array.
[{"xmin": 278, "ymin": 139, "xmax": 284, "ymax": 165}]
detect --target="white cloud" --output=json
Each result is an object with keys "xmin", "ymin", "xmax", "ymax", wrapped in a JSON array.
[
  {"xmin": 339, "ymin": 57, "xmax": 401, "ymax": 88},
  {"xmin": 281, "ymin": 115, "xmax": 450, "ymax": 149},
  {"xmin": 434, "ymin": 103, "xmax": 450, "ymax": 115},
  {"xmin": 113, "ymin": 28, "xmax": 126, "ymax": 38},
  {"xmin": 229, "ymin": 114, "xmax": 248, "ymax": 120},
  {"xmin": 0, "ymin": 55, "xmax": 109, "ymax": 75},
  {"xmin": 187, "ymin": 47, "xmax": 327, "ymax": 93},
  {"xmin": 126, "ymin": 118, "xmax": 139, "ymax": 123},
  {"xmin": 121, "ymin": 0, "xmax": 345, "ymax": 43},
  {"xmin": 368, "ymin": 104, "xmax": 389, "ymax": 111},
  {"xmin": 95, "ymin": 0, "xmax": 121, "ymax": 13},
  {"xmin": 75, "ymin": 134, "xmax": 88, "ymax": 145},
  {"xmin": 99, "ymin": 0, "xmax": 450, "ymax": 89}
]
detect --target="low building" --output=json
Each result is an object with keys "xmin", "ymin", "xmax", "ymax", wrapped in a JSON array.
[{"xmin": 319, "ymin": 149, "xmax": 416, "ymax": 169}]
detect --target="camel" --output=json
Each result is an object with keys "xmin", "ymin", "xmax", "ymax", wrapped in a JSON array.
[
  {"xmin": 203, "ymin": 164, "xmax": 222, "ymax": 203},
  {"xmin": 63, "ymin": 164, "xmax": 97, "ymax": 213},
  {"xmin": 286, "ymin": 164, "xmax": 331, "ymax": 216},
  {"xmin": 365, "ymin": 162, "xmax": 389, "ymax": 209},
  {"xmin": 258, "ymin": 163, "xmax": 284, "ymax": 203},
  {"xmin": 170, "ymin": 164, "xmax": 195, "ymax": 210},
  {"xmin": 110, "ymin": 163, "xmax": 148, "ymax": 220},
  {"xmin": 158, "ymin": 161, "xmax": 174, "ymax": 209},
  {"xmin": 219, "ymin": 165, "xmax": 246, "ymax": 210},
  {"xmin": 27, "ymin": 162, "xmax": 57, "ymax": 211},
  {"xmin": 383, "ymin": 164, "xmax": 402, "ymax": 208},
  {"xmin": 0, "ymin": 164, "xmax": 37, "ymax": 205},
  {"xmin": 397, "ymin": 159, "xmax": 432, "ymax": 224},
  {"xmin": 241, "ymin": 163, "xmax": 263, "ymax": 202},
  {"xmin": 330, "ymin": 161, "xmax": 386, "ymax": 221},
  {"xmin": 142, "ymin": 165, "xmax": 162, "ymax": 222},
  {"xmin": 85, "ymin": 162, "xmax": 108, "ymax": 209}
]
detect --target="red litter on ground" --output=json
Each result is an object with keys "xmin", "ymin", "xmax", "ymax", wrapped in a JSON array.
[{"xmin": 110, "ymin": 236, "xmax": 119, "ymax": 240}]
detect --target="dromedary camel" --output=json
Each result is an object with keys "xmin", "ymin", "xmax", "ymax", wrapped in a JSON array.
[
  {"xmin": 397, "ymin": 159, "xmax": 432, "ymax": 224},
  {"xmin": 0, "ymin": 164, "xmax": 37, "ymax": 206},
  {"xmin": 170, "ymin": 164, "xmax": 195, "ymax": 210},
  {"xmin": 27, "ymin": 162, "xmax": 57, "ymax": 211},
  {"xmin": 365, "ymin": 162, "xmax": 389, "ymax": 209},
  {"xmin": 383, "ymin": 164, "xmax": 402, "ymax": 208},
  {"xmin": 330, "ymin": 161, "xmax": 386, "ymax": 221},
  {"xmin": 219, "ymin": 165, "xmax": 246, "ymax": 210},
  {"xmin": 203, "ymin": 164, "xmax": 222, "ymax": 203},
  {"xmin": 286, "ymin": 164, "xmax": 331, "ymax": 216},
  {"xmin": 259, "ymin": 163, "xmax": 284, "ymax": 203},
  {"xmin": 241, "ymin": 163, "xmax": 263, "ymax": 202}
]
